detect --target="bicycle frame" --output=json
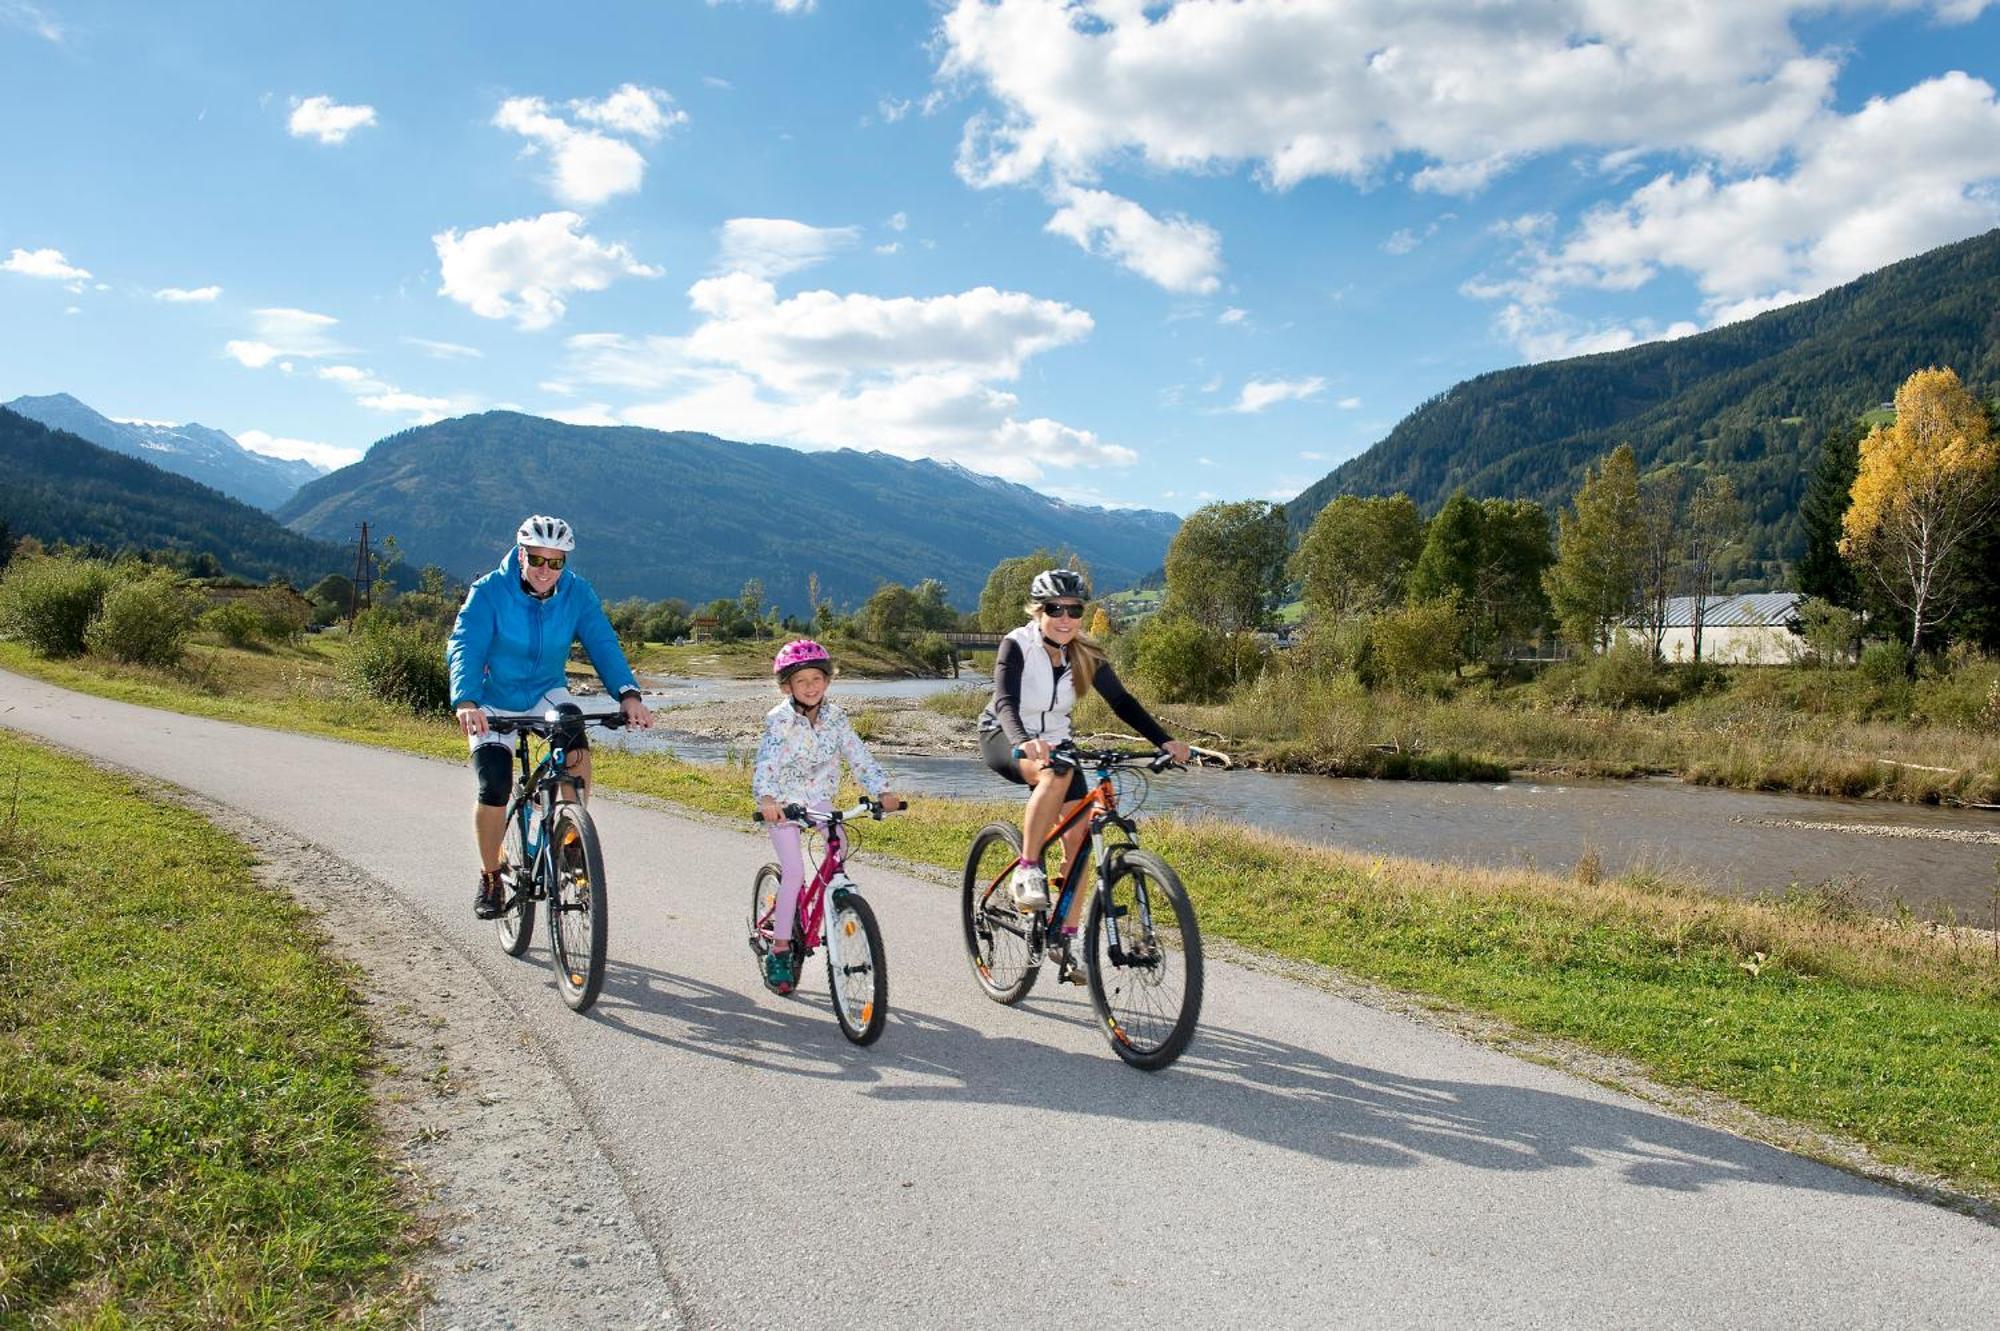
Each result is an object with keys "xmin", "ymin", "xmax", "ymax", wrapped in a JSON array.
[
  {"xmin": 755, "ymin": 806, "xmax": 862, "ymax": 956},
  {"xmin": 984, "ymin": 753, "xmax": 1145, "ymax": 933},
  {"xmin": 491, "ymin": 707, "xmax": 622, "ymax": 909}
]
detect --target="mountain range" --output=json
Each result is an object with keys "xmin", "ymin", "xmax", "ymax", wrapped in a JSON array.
[
  {"xmin": 1288, "ymin": 226, "xmax": 2000, "ymax": 579},
  {"xmin": 277, "ymin": 412, "xmax": 1182, "ymax": 610},
  {"xmin": 0, "ymin": 406, "xmax": 353, "ymax": 585},
  {"xmin": 4, "ymin": 392, "xmax": 324, "ymax": 511}
]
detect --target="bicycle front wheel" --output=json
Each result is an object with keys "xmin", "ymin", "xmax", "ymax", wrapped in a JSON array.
[
  {"xmin": 826, "ymin": 891, "xmax": 888, "ymax": 1045},
  {"xmin": 961, "ymin": 823, "xmax": 1038, "ymax": 1004},
  {"xmin": 545, "ymin": 803, "xmax": 608, "ymax": 1013},
  {"xmin": 749, "ymin": 864, "xmax": 780, "ymax": 958},
  {"xmin": 497, "ymin": 801, "xmax": 535, "ymax": 957},
  {"xmin": 1085, "ymin": 850, "xmax": 1203, "ymax": 1070}
]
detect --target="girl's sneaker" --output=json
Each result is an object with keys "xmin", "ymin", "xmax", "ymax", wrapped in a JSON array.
[{"xmin": 763, "ymin": 949, "xmax": 796, "ymax": 995}]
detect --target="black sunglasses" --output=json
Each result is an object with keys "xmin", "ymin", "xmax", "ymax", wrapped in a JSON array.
[
  {"xmin": 1040, "ymin": 602, "xmax": 1086, "ymax": 619},
  {"xmin": 524, "ymin": 553, "xmax": 566, "ymax": 570}
]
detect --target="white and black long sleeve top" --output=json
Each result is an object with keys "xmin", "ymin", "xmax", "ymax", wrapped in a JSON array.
[{"xmin": 978, "ymin": 623, "xmax": 1172, "ymax": 748}]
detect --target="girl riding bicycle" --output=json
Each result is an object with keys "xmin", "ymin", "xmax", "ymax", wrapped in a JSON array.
[
  {"xmin": 977, "ymin": 569, "xmax": 1189, "ymax": 978},
  {"xmin": 753, "ymin": 639, "xmax": 903, "ymax": 995}
]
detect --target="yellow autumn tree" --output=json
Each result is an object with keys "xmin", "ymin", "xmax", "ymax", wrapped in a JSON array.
[
  {"xmin": 1088, "ymin": 605, "xmax": 1113, "ymax": 638},
  {"xmin": 1839, "ymin": 367, "xmax": 2000, "ymax": 654}
]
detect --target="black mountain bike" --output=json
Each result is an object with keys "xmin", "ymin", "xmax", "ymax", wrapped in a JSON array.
[
  {"xmin": 488, "ymin": 704, "xmax": 627, "ymax": 1013},
  {"xmin": 962, "ymin": 744, "xmax": 1204, "ymax": 1070}
]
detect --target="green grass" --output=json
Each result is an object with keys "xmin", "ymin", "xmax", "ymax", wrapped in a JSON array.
[
  {"xmin": 0, "ymin": 729, "xmax": 416, "ymax": 1327},
  {"xmin": 5, "ymin": 638, "xmax": 1999, "ymax": 1201}
]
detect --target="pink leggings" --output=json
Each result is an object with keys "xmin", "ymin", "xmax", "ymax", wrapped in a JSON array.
[{"xmin": 766, "ymin": 823, "xmax": 806, "ymax": 950}]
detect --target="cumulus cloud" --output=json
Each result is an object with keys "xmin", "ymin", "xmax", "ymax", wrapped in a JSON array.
[
  {"xmin": 154, "ymin": 285, "xmax": 221, "ymax": 302},
  {"xmin": 1230, "ymin": 376, "xmax": 1327, "ymax": 414},
  {"xmin": 1044, "ymin": 186, "xmax": 1222, "ymax": 293},
  {"xmin": 935, "ymin": 1, "xmax": 1988, "ymax": 194},
  {"xmin": 4, "ymin": 247, "xmax": 90, "ymax": 281},
  {"xmin": 288, "ymin": 95, "xmax": 377, "ymax": 144},
  {"xmin": 715, "ymin": 218, "xmax": 862, "ymax": 279},
  {"xmin": 433, "ymin": 212, "xmax": 661, "ymax": 330},
  {"xmin": 235, "ymin": 428, "xmax": 359, "ymax": 470},
  {"xmin": 561, "ymin": 274, "xmax": 1122, "ymax": 480},
  {"xmin": 494, "ymin": 85, "xmax": 684, "ymax": 207},
  {"xmin": 1466, "ymin": 72, "xmax": 2000, "ymax": 356}
]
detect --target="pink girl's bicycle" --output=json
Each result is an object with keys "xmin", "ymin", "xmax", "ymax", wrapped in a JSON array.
[{"xmin": 749, "ymin": 797, "xmax": 900, "ymax": 1045}]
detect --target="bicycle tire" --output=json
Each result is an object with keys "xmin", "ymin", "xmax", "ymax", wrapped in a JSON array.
[
  {"xmin": 749, "ymin": 864, "xmax": 781, "ymax": 959},
  {"xmin": 545, "ymin": 803, "xmax": 608, "ymax": 1013},
  {"xmin": 826, "ymin": 890, "xmax": 889, "ymax": 1046},
  {"xmin": 497, "ymin": 800, "xmax": 535, "ymax": 957},
  {"xmin": 960, "ymin": 823, "xmax": 1039, "ymax": 1004},
  {"xmin": 1085, "ymin": 849, "xmax": 1203, "ymax": 1070}
]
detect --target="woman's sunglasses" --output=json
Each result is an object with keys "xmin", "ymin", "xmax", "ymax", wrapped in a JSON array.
[
  {"xmin": 1040, "ymin": 602, "xmax": 1086, "ymax": 619},
  {"xmin": 524, "ymin": 553, "xmax": 566, "ymax": 570}
]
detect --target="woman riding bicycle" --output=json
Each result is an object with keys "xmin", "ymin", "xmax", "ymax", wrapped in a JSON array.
[
  {"xmin": 447, "ymin": 514, "xmax": 653, "ymax": 920},
  {"xmin": 977, "ymin": 569, "xmax": 1189, "ymax": 973}
]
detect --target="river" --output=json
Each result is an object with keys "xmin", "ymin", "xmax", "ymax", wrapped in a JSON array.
[{"xmin": 611, "ymin": 673, "xmax": 2000, "ymax": 923}]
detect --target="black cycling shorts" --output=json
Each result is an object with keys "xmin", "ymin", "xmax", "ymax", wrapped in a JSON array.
[
  {"xmin": 469, "ymin": 728, "xmax": 591, "ymax": 807},
  {"xmin": 980, "ymin": 727, "xmax": 1086, "ymax": 801}
]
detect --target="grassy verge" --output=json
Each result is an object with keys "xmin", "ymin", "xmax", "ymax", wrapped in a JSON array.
[
  {"xmin": 5, "ymin": 640, "xmax": 1998, "ymax": 1199},
  {"xmin": 0, "ymin": 728, "xmax": 415, "ymax": 1326}
]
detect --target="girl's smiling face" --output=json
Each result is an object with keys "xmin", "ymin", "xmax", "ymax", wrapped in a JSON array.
[{"xmin": 785, "ymin": 667, "xmax": 830, "ymax": 708}]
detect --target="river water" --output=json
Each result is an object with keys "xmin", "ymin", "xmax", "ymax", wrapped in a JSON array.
[{"xmin": 613, "ymin": 674, "xmax": 2000, "ymax": 923}]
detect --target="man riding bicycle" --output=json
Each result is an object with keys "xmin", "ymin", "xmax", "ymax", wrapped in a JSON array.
[{"xmin": 448, "ymin": 514, "xmax": 653, "ymax": 920}]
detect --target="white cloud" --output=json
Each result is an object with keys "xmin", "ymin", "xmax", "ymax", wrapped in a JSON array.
[
  {"xmin": 715, "ymin": 218, "xmax": 862, "ymax": 279},
  {"xmin": 1218, "ymin": 307, "xmax": 1248, "ymax": 326},
  {"xmin": 1, "ymin": 3, "xmax": 64, "ymax": 42},
  {"xmin": 879, "ymin": 97, "xmax": 914, "ymax": 123},
  {"xmin": 1231, "ymin": 376, "xmax": 1326, "ymax": 413},
  {"xmin": 1467, "ymin": 72, "xmax": 2000, "ymax": 356},
  {"xmin": 1382, "ymin": 229, "xmax": 1421, "ymax": 256},
  {"xmin": 1299, "ymin": 450, "xmax": 1327, "ymax": 461},
  {"xmin": 434, "ymin": 212, "xmax": 661, "ymax": 330},
  {"xmin": 225, "ymin": 341, "xmax": 279, "ymax": 368},
  {"xmin": 494, "ymin": 87, "xmax": 684, "ymax": 207},
  {"xmin": 4, "ymin": 247, "xmax": 90, "ymax": 281},
  {"xmin": 357, "ymin": 391, "xmax": 456, "ymax": 422},
  {"xmin": 1337, "ymin": 397, "xmax": 1362, "ymax": 409},
  {"xmin": 709, "ymin": 0, "xmax": 816, "ymax": 11},
  {"xmin": 937, "ymin": 0, "xmax": 1985, "ymax": 196},
  {"xmin": 235, "ymin": 428, "xmax": 358, "ymax": 470},
  {"xmin": 154, "ymin": 285, "xmax": 221, "ymax": 302},
  {"xmin": 288, "ymin": 95, "xmax": 377, "ymax": 145},
  {"xmin": 223, "ymin": 307, "xmax": 346, "ymax": 367},
  {"xmin": 887, "ymin": 211, "xmax": 909, "ymax": 232},
  {"xmin": 402, "ymin": 336, "xmax": 484, "ymax": 360},
  {"xmin": 571, "ymin": 83, "xmax": 685, "ymax": 140},
  {"xmin": 562, "ymin": 274, "xmax": 1118, "ymax": 480},
  {"xmin": 1044, "ymin": 185, "xmax": 1222, "ymax": 294}
]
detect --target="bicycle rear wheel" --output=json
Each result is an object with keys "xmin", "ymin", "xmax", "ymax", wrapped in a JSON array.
[
  {"xmin": 826, "ymin": 890, "xmax": 888, "ymax": 1045},
  {"xmin": 497, "ymin": 800, "xmax": 535, "ymax": 957},
  {"xmin": 545, "ymin": 803, "xmax": 608, "ymax": 1013},
  {"xmin": 1085, "ymin": 849, "xmax": 1203, "ymax": 1070},
  {"xmin": 961, "ymin": 823, "xmax": 1038, "ymax": 1004},
  {"xmin": 749, "ymin": 864, "xmax": 780, "ymax": 958}
]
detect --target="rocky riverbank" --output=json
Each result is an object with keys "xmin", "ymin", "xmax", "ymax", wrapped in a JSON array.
[{"xmin": 653, "ymin": 693, "xmax": 980, "ymax": 756}]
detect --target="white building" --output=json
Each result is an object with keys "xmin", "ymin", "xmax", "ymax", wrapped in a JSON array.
[{"xmin": 1640, "ymin": 592, "xmax": 1805, "ymax": 665}]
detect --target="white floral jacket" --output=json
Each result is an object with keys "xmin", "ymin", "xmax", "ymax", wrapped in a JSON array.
[{"xmin": 751, "ymin": 698, "xmax": 890, "ymax": 808}]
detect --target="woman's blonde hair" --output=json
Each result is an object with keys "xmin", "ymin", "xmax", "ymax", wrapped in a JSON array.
[{"xmin": 1027, "ymin": 601, "xmax": 1104, "ymax": 698}]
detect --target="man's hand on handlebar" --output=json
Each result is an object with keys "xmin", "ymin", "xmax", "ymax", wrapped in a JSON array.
[
  {"xmin": 620, "ymin": 692, "xmax": 654, "ymax": 730},
  {"xmin": 456, "ymin": 703, "xmax": 488, "ymax": 738}
]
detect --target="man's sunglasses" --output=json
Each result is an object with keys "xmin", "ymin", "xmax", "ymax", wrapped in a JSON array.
[
  {"xmin": 524, "ymin": 553, "xmax": 566, "ymax": 570},
  {"xmin": 1040, "ymin": 602, "xmax": 1086, "ymax": 619}
]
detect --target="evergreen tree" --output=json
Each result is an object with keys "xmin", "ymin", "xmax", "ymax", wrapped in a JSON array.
[{"xmin": 1798, "ymin": 420, "xmax": 1862, "ymax": 606}]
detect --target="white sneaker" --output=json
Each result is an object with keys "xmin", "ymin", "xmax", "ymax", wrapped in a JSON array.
[{"xmin": 1009, "ymin": 864, "xmax": 1050, "ymax": 911}]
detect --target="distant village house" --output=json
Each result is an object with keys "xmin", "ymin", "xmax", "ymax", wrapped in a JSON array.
[{"xmin": 1635, "ymin": 592, "xmax": 1805, "ymax": 665}]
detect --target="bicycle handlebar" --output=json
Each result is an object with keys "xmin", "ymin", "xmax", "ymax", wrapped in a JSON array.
[
  {"xmin": 1011, "ymin": 741, "xmax": 1181, "ymax": 773},
  {"xmin": 752, "ymin": 796, "xmax": 908, "ymax": 825},
  {"xmin": 483, "ymin": 707, "xmax": 630, "ymax": 735}
]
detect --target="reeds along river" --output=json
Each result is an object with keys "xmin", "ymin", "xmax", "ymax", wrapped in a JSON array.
[{"xmin": 612, "ymin": 675, "xmax": 2000, "ymax": 925}]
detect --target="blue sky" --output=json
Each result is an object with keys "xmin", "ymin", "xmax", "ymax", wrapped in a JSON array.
[{"xmin": 4, "ymin": 1, "xmax": 1999, "ymax": 514}]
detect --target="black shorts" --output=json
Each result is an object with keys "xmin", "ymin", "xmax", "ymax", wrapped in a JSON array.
[{"xmin": 980, "ymin": 728, "xmax": 1086, "ymax": 801}]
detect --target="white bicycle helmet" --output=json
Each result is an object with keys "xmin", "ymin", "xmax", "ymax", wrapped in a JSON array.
[
  {"xmin": 515, "ymin": 514, "xmax": 576, "ymax": 552},
  {"xmin": 1029, "ymin": 568, "xmax": 1088, "ymax": 601}
]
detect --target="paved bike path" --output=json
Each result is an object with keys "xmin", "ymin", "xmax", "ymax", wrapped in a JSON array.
[{"xmin": 5, "ymin": 669, "xmax": 1994, "ymax": 1329}]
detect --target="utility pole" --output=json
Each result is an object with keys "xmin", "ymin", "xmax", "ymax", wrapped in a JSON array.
[{"xmin": 351, "ymin": 522, "xmax": 374, "ymax": 620}]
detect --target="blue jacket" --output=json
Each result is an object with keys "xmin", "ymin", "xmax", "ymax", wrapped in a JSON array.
[{"xmin": 446, "ymin": 548, "xmax": 639, "ymax": 712}]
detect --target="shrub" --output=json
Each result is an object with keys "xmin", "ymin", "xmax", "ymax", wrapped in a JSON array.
[
  {"xmin": 1559, "ymin": 635, "xmax": 1683, "ymax": 710},
  {"xmin": 1128, "ymin": 615, "xmax": 1262, "ymax": 704},
  {"xmin": 344, "ymin": 612, "xmax": 451, "ymax": 714},
  {"xmin": 1795, "ymin": 596, "xmax": 1863, "ymax": 667},
  {"xmin": 910, "ymin": 631, "xmax": 955, "ymax": 675},
  {"xmin": 1858, "ymin": 640, "xmax": 1911, "ymax": 686},
  {"xmin": 247, "ymin": 586, "xmax": 310, "ymax": 643},
  {"xmin": 1370, "ymin": 599, "xmax": 1466, "ymax": 686},
  {"xmin": 85, "ymin": 571, "xmax": 198, "ymax": 667},
  {"xmin": 0, "ymin": 555, "xmax": 118, "ymax": 657},
  {"xmin": 205, "ymin": 602, "xmax": 263, "ymax": 648}
]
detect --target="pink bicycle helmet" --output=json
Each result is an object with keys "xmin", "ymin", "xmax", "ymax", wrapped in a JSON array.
[{"xmin": 772, "ymin": 638, "xmax": 833, "ymax": 681}]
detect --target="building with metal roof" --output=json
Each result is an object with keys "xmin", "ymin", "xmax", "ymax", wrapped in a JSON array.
[{"xmin": 1628, "ymin": 592, "xmax": 1806, "ymax": 664}]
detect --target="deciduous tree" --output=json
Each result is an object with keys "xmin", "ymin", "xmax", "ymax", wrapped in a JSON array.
[
  {"xmin": 1162, "ymin": 500, "xmax": 1289, "ymax": 634},
  {"xmin": 1292, "ymin": 494, "xmax": 1423, "ymax": 620},
  {"xmin": 1544, "ymin": 444, "xmax": 1642, "ymax": 653}
]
